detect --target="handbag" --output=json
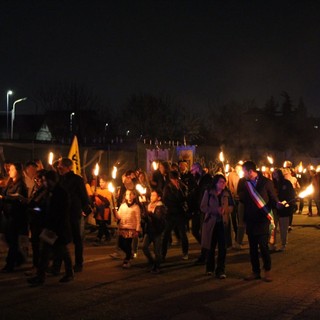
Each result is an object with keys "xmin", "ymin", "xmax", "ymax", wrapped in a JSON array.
[{"xmin": 39, "ymin": 228, "xmax": 58, "ymax": 245}]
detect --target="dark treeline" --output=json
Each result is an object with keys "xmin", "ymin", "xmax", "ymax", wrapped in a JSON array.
[{"xmin": 32, "ymin": 84, "xmax": 319, "ymax": 157}]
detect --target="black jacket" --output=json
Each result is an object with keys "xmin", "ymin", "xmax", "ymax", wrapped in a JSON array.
[
  {"xmin": 44, "ymin": 183, "xmax": 71, "ymax": 245},
  {"xmin": 163, "ymin": 181, "xmax": 188, "ymax": 216},
  {"xmin": 59, "ymin": 171, "xmax": 91, "ymax": 219},
  {"xmin": 238, "ymin": 173, "xmax": 279, "ymax": 235}
]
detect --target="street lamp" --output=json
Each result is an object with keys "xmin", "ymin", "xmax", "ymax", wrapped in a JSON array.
[
  {"xmin": 70, "ymin": 112, "xmax": 75, "ymax": 132},
  {"xmin": 6, "ymin": 90, "xmax": 13, "ymax": 138},
  {"xmin": 11, "ymin": 97, "xmax": 27, "ymax": 139}
]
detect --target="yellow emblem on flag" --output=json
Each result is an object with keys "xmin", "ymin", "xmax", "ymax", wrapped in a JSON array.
[{"xmin": 68, "ymin": 135, "xmax": 81, "ymax": 176}]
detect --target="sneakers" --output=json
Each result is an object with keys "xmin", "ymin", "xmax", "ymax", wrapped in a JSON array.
[
  {"xmin": 110, "ymin": 252, "xmax": 122, "ymax": 260},
  {"xmin": 46, "ymin": 266, "xmax": 61, "ymax": 276},
  {"xmin": 279, "ymin": 245, "xmax": 286, "ymax": 252},
  {"xmin": 150, "ymin": 268, "xmax": 160, "ymax": 274},
  {"xmin": 194, "ymin": 256, "xmax": 206, "ymax": 265},
  {"xmin": 24, "ymin": 267, "xmax": 37, "ymax": 277},
  {"xmin": 182, "ymin": 254, "xmax": 189, "ymax": 261},
  {"xmin": 264, "ymin": 271, "xmax": 272, "ymax": 282},
  {"xmin": 93, "ymin": 238, "xmax": 102, "ymax": 246},
  {"xmin": 217, "ymin": 273, "xmax": 227, "ymax": 279},
  {"xmin": 122, "ymin": 261, "xmax": 131, "ymax": 269},
  {"xmin": 59, "ymin": 274, "xmax": 74, "ymax": 283},
  {"xmin": 28, "ymin": 276, "xmax": 45, "ymax": 286},
  {"xmin": 206, "ymin": 271, "xmax": 213, "ymax": 276},
  {"xmin": 244, "ymin": 273, "xmax": 261, "ymax": 281},
  {"xmin": 233, "ymin": 242, "xmax": 242, "ymax": 250},
  {"xmin": 269, "ymin": 244, "xmax": 277, "ymax": 252}
]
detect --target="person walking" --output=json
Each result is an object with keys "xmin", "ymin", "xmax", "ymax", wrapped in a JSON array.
[
  {"xmin": 238, "ymin": 160, "xmax": 282, "ymax": 282},
  {"xmin": 0, "ymin": 162, "xmax": 28, "ymax": 272},
  {"xmin": 162, "ymin": 170, "xmax": 189, "ymax": 261},
  {"xmin": 113, "ymin": 189, "xmax": 141, "ymax": 269},
  {"xmin": 93, "ymin": 174, "xmax": 112, "ymax": 244},
  {"xmin": 28, "ymin": 170, "xmax": 74, "ymax": 286},
  {"xmin": 272, "ymin": 169, "xmax": 295, "ymax": 251},
  {"xmin": 54, "ymin": 158, "xmax": 92, "ymax": 274},
  {"xmin": 141, "ymin": 189, "xmax": 167, "ymax": 274},
  {"xmin": 200, "ymin": 174, "xmax": 233, "ymax": 279}
]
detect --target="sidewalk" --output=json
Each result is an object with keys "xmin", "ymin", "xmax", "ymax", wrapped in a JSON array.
[{"xmin": 292, "ymin": 212, "xmax": 320, "ymax": 227}]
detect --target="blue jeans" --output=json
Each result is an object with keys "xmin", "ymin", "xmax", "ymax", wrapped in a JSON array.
[{"xmin": 142, "ymin": 233, "xmax": 163, "ymax": 269}]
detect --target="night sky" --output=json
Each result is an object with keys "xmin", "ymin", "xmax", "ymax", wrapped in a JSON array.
[{"xmin": 1, "ymin": 0, "xmax": 320, "ymax": 116}]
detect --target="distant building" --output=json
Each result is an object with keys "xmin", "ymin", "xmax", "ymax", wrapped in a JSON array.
[{"xmin": 36, "ymin": 123, "xmax": 52, "ymax": 141}]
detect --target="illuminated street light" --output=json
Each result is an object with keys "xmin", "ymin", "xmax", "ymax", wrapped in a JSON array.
[
  {"xmin": 11, "ymin": 97, "xmax": 27, "ymax": 139},
  {"xmin": 70, "ymin": 112, "xmax": 75, "ymax": 132},
  {"xmin": 6, "ymin": 90, "xmax": 13, "ymax": 138}
]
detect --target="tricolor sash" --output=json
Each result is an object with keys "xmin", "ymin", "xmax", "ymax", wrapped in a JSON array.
[{"xmin": 245, "ymin": 181, "xmax": 275, "ymax": 227}]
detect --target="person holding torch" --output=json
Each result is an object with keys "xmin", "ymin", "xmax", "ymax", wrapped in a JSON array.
[
  {"xmin": 113, "ymin": 189, "xmax": 141, "ymax": 269},
  {"xmin": 238, "ymin": 161, "xmax": 283, "ymax": 282},
  {"xmin": 93, "ymin": 174, "xmax": 113, "ymax": 244}
]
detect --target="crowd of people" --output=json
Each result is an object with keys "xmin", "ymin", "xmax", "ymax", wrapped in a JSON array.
[{"xmin": 0, "ymin": 156, "xmax": 319, "ymax": 286}]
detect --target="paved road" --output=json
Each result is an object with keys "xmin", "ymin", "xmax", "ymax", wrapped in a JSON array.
[{"xmin": 0, "ymin": 213, "xmax": 319, "ymax": 320}]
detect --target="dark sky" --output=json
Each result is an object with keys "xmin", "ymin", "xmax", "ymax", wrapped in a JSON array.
[{"xmin": 1, "ymin": 0, "xmax": 320, "ymax": 116}]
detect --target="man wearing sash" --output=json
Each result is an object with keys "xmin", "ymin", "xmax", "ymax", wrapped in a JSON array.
[{"xmin": 238, "ymin": 161, "xmax": 282, "ymax": 282}]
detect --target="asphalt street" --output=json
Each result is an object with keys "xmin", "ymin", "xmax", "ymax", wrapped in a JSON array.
[{"xmin": 0, "ymin": 211, "xmax": 319, "ymax": 320}]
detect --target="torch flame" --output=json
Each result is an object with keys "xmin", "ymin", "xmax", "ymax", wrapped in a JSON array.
[
  {"xmin": 298, "ymin": 184, "xmax": 314, "ymax": 198},
  {"xmin": 48, "ymin": 152, "xmax": 54, "ymax": 165},
  {"xmin": 267, "ymin": 156, "xmax": 274, "ymax": 165},
  {"xmin": 152, "ymin": 161, "xmax": 158, "ymax": 170},
  {"xmin": 219, "ymin": 151, "xmax": 224, "ymax": 162},
  {"xmin": 94, "ymin": 163, "xmax": 99, "ymax": 177},
  {"xmin": 136, "ymin": 184, "xmax": 146, "ymax": 195},
  {"xmin": 112, "ymin": 166, "xmax": 117, "ymax": 179},
  {"xmin": 108, "ymin": 182, "xmax": 115, "ymax": 193}
]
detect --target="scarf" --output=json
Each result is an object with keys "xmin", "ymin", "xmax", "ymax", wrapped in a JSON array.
[{"xmin": 148, "ymin": 200, "xmax": 163, "ymax": 213}]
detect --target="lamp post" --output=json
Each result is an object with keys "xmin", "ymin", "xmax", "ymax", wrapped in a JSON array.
[
  {"xmin": 70, "ymin": 112, "xmax": 75, "ymax": 132},
  {"xmin": 11, "ymin": 97, "xmax": 27, "ymax": 139},
  {"xmin": 6, "ymin": 90, "xmax": 13, "ymax": 138}
]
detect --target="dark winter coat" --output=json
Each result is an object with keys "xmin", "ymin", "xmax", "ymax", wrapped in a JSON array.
[
  {"xmin": 43, "ymin": 183, "xmax": 72, "ymax": 245},
  {"xmin": 238, "ymin": 173, "xmax": 279, "ymax": 236}
]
